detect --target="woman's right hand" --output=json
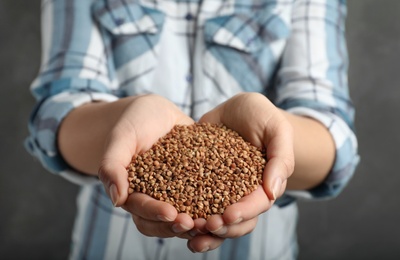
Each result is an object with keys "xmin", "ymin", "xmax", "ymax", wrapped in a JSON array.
[
  {"xmin": 99, "ymin": 94, "xmax": 198, "ymax": 238},
  {"xmin": 59, "ymin": 94, "xmax": 196, "ymax": 238}
]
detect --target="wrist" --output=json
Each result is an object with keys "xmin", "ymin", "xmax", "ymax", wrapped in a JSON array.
[
  {"xmin": 58, "ymin": 100, "xmax": 124, "ymax": 175},
  {"xmin": 281, "ymin": 110, "xmax": 335, "ymax": 190}
]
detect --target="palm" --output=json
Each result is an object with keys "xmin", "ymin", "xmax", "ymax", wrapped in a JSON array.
[
  {"xmin": 99, "ymin": 94, "xmax": 194, "ymax": 205},
  {"xmin": 199, "ymin": 92, "xmax": 293, "ymax": 200}
]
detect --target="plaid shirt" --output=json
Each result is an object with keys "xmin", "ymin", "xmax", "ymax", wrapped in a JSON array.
[{"xmin": 26, "ymin": 0, "xmax": 359, "ymax": 259}]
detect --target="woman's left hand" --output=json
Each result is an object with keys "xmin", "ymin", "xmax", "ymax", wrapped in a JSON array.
[{"xmin": 187, "ymin": 92, "xmax": 295, "ymax": 253}]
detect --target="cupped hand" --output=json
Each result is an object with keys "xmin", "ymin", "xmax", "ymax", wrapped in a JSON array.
[
  {"xmin": 97, "ymin": 94, "xmax": 195, "ymax": 238},
  {"xmin": 188, "ymin": 92, "xmax": 294, "ymax": 252}
]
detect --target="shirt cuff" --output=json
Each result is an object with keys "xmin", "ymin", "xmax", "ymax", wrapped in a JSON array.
[{"xmin": 26, "ymin": 90, "xmax": 118, "ymax": 186}]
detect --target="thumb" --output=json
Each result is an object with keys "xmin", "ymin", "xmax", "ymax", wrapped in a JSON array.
[
  {"xmin": 98, "ymin": 127, "xmax": 137, "ymax": 207},
  {"xmin": 262, "ymin": 157, "xmax": 291, "ymax": 200},
  {"xmin": 98, "ymin": 158, "xmax": 130, "ymax": 207},
  {"xmin": 262, "ymin": 120, "xmax": 294, "ymax": 201}
]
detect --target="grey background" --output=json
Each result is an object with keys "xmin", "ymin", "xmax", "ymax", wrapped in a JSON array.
[{"xmin": 0, "ymin": 0, "xmax": 399, "ymax": 259}]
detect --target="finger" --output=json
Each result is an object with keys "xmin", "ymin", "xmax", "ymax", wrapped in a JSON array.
[
  {"xmin": 198, "ymin": 104, "xmax": 224, "ymax": 124},
  {"xmin": 123, "ymin": 192, "xmax": 178, "ymax": 222},
  {"xmin": 204, "ymin": 214, "xmax": 224, "ymax": 235},
  {"xmin": 208, "ymin": 217, "xmax": 258, "ymax": 238},
  {"xmin": 132, "ymin": 213, "xmax": 194, "ymax": 238},
  {"xmin": 178, "ymin": 217, "xmax": 208, "ymax": 239},
  {"xmin": 221, "ymin": 186, "xmax": 272, "ymax": 224},
  {"xmin": 176, "ymin": 218, "xmax": 209, "ymax": 240},
  {"xmin": 176, "ymin": 231, "xmax": 195, "ymax": 240},
  {"xmin": 188, "ymin": 218, "xmax": 208, "ymax": 237},
  {"xmin": 187, "ymin": 234, "xmax": 225, "ymax": 253},
  {"xmin": 172, "ymin": 213, "xmax": 195, "ymax": 234}
]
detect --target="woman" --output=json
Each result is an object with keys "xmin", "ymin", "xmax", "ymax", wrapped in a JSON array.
[{"xmin": 26, "ymin": 0, "xmax": 359, "ymax": 259}]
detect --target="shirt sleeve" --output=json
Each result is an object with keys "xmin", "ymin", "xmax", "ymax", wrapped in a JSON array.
[
  {"xmin": 25, "ymin": 0, "xmax": 117, "ymax": 185},
  {"xmin": 275, "ymin": 0, "xmax": 360, "ymax": 204}
]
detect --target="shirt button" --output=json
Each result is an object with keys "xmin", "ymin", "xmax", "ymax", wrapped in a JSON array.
[
  {"xmin": 186, "ymin": 73, "xmax": 193, "ymax": 83},
  {"xmin": 115, "ymin": 17, "xmax": 125, "ymax": 25},
  {"xmin": 185, "ymin": 13, "xmax": 194, "ymax": 21}
]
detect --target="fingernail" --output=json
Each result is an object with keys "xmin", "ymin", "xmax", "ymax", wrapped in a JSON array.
[
  {"xmin": 231, "ymin": 217, "xmax": 243, "ymax": 225},
  {"xmin": 188, "ymin": 243, "xmax": 195, "ymax": 253},
  {"xmin": 189, "ymin": 229, "xmax": 198, "ymax": 237},
  {"xmin": 109, "ymin": 184, "xmax": 119, "ymax": 207},
  {"xmin": 200, "ymin": 246, "xmax": 210, "ymax": 253},
  {"xmin": 172, "ymin": 223, "xmax": 190, "ymax": 233},
  {"xmin": 157, "ymin": 215, "xmax": 174, "ymax": 222},
  {"xmin": 211, "ymin": 225, "xmax": 227, "ymax": 236},
  {"xmin": 272, "ymin": 178, "xmax": 282, "ymax": 200}
]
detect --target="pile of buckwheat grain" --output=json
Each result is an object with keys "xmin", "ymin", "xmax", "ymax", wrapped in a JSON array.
[{"xmin": 127, "ymin": 123, "xmax": 266, "ymax": 219}]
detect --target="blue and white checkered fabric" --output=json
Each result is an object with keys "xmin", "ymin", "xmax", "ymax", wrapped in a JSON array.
[{"xmin": 26, "ymin": 0, "xmax": 359, "ymax": 259}]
